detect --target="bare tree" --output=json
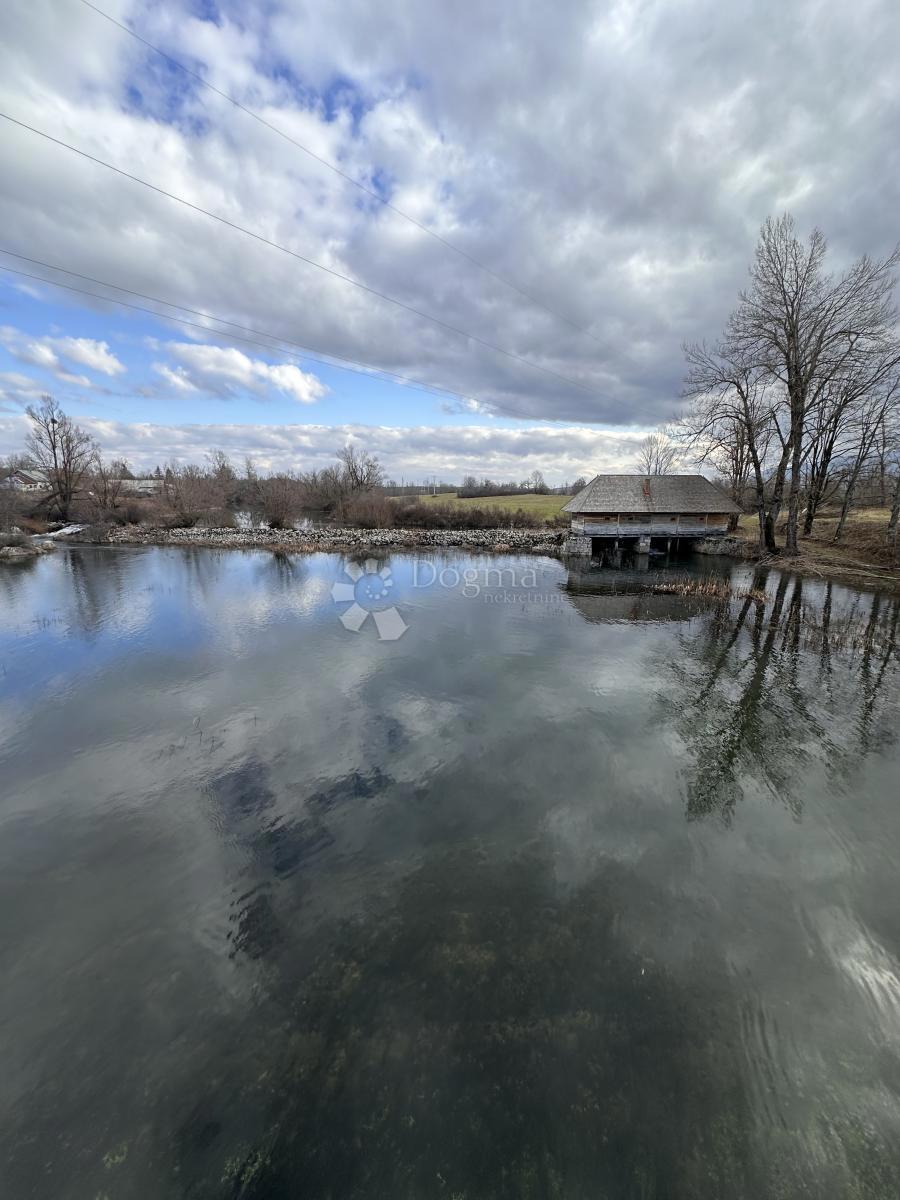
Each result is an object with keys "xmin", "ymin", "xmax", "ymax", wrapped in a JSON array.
[
  {"xmin": 636, "ymin": 429, "xmax": 678, "ymax": 475},
  {"xmin": 831, "ymin": 383, "xmax": 898, "ymax": 541},
  {"xmin": 730, "ymin": 214, "xmax": 900, "ymax": 554},
  {"xmin": 162, "ymin": 463, "xmax": 225, "ymax": 527},
  {"xmin": 25, "ymin": 396, "xmax": 99, "ymax": 520},
  {"xmin": 529, "ymin": 469, "xmax": 548, "ymax": 494},
  {"xmin": 887, "ymin": 452, "xmax": 900, "ymax": 557},
  {"xmin": 682, "ymin": 343, "xmax": 781, "ymax": 551},
  {"xmin": 337, "ymin": 444, "xmax": 383, "ymax": 493},
  {"xmin": 259, "ymin": 473, "xmax": 305, "ymax": 529},
  {"xmin": 89, "ymin": 459, "xmax": 125, "ymax": 518},
  {"xmin": 207, "ymin": 449, "xmax": 236, "ymax": 484}
]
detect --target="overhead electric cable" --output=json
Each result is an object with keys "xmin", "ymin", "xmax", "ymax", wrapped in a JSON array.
[
  {"xmin": 78, "ymin": 0, "xmax": 600, "ymax": 342},
  {"xmin": 0, "ymin": 111, "xmax": 597, "ymax": 396},
  {"xmin": 0, "ymin": 248, "xmax": 481, "ymax": 401},
  {"xmin": 0, "ymin": 255, "xmax": 489, "ymax": 407}
]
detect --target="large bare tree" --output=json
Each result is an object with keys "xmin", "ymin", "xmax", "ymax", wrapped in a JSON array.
[
  {"xmin": 730, "ymin": 215, "xmax": 900, "ymax": 554},
  {"xmin": 682, "ymin": 342, "xmax": 783, "ymax": 552},
  {"xmin": 25, "ymin": 396, "xmax": 98, "ymax": 520},
  {"xmin": 337, "ymin": 444, "xmax": 384, "ymax": 493}
]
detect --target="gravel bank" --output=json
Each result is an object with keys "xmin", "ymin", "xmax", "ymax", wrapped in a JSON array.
[{"xmin": 106, "ymin": 524, "xmax": 568, "ymax": 556}]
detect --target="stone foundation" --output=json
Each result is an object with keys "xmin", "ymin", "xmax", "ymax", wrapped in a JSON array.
[{"xmin": 564, "ymin": 534, "xmax": 592, "ymax": 556}]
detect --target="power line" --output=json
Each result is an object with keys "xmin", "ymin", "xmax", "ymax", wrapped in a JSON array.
[
  {"xmin": 78, "ymin": 0, "xmax": 600, "ymax": 343},
  {"xmin": 0, "ymin": 110, "xmax": 597, "ymax": 397},
  {"xmin": 0, "ymin": 253, "xmax": 488, "ymax": 407},
  {"xmin": 0, "ymin": 247, "xmax": 477, "ymax": 401}
]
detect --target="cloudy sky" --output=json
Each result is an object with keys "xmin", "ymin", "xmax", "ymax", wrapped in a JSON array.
[{"xmin": 1, "ymin": 0, "xmax": 898, "ymax": 481}]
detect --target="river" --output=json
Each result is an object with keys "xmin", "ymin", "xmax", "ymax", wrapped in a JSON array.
[{"xmin": 1, "ymin": 546, "xmax": 899, "ymax": 1198}]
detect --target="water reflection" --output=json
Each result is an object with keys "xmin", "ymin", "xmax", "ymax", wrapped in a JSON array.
[
  {"xmin": 562, "ymin": 562, "xmax": 724, "ymax": 622},
  {"xmin": 1, "ymin": 547, "xmax": 899, "ymax": 1198},
  {"xmin": 661, "ymin": 568, "xmax": 900, "ymax": 821}
]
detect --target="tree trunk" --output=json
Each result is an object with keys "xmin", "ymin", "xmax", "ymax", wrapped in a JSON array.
[
  {"xmin": 784, "ymin": 415, "xmax": 805, "ymax": 555},
  {"xmin": 802, "ymin": 503, "xmax": 816, "ymax": 537},
  {"xmin": 888, "ymin": 473, "xmax": 900, "ymax": 558},
  {"xmin": 833, "ymin": 479, "xmax": 858, "ymax": 543},
  {"xmin": 802, "ymin": 469, "xmax": 829, "ymax": 535},
  {"xmin": 756, "ymin": 506, "xmax": 767, "ymax": 552},
  {"xmin": 764, "ymin": 447, "xmax": 791, "ymax": 554}
]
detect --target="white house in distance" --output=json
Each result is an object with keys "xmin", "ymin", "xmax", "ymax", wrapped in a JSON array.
[
  {"xmin": 2, "ymin": 469, "xmax": 162, "ymax": 497},
  {"xmin": 2, "ymin": 467, "xmax": 52, "ymax": 492},
  {"xmin": 564, "ymin": 474, "xmax": 740, "ymax": 555}
]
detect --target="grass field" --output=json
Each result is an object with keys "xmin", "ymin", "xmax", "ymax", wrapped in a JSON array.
[
  {"xmin": 420, "ymin": 492, "xmax": 568, "ymax": 521},
  {"xmin": 734, "ymin": 506, "xmax": 893, "ymax": 539}
]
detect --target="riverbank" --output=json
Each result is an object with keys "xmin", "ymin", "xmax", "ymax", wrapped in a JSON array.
[
  {"xmin": 0, "ymin": 540, "xmax": 56, "ymax": 564},
  {"xmin": 105, "ymin": 524, "xmax": 566, "ymax": 556},
  {"xmin": 730, "ymin": 511, "xmax": 900, "ymax": 594},
  {"xmin": 87, "ymin": 520, "xmax": 900, "ymax": 594}
]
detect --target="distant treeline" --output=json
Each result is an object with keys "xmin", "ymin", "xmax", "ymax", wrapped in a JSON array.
[
  {"xmin": 458, "ymin": 473, "xmax": 586, "ymax": 499},
  {"xmin": 2, "ymin": 405, "xmax": 573, "ymax": 535}
]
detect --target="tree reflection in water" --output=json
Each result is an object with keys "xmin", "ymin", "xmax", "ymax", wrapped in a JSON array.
[{"xmin": 663, "ymin": 567, "xmax": 900, "ymax": 821}]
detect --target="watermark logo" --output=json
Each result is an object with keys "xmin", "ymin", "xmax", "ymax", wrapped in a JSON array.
[{"xmin": 331, "ymin": 559, "xmax": 409, "ymax": 641}]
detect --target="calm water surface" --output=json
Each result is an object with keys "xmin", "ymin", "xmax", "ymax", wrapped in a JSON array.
[{"xmin": 1, "ymin": 546, "xmax": 899, "ymax": 1198}]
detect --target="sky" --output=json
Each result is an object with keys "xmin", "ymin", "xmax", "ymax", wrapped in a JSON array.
[{"xmin": 1, "ymin": 0, "xmax": 899, "ymax": 482}]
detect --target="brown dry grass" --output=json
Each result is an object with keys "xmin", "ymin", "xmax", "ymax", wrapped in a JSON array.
[
  {"xmin": 650, "ymin": 577, "xmax": 768, "ymax": 603},
  {"xmin": 734, "ymin": 508, "xmax": 900, "ymax": 592}
]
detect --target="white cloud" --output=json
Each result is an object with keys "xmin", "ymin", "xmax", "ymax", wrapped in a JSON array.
[
  {"xmin": 21, "ymin": 340, "xmax": 59, "ymax": 371},
  {"xmin": 52, "ymin": 336, "xmax": 125, "ymax": 376},
  {"xmin": 157, "ymin": 342, "xmax": 327, "ymax": 404},
  {"xmin": 0, "ymin": 326, "xmax": 124, "ymax": 385},
  {"xmin": 153, "ymin": 363, "xmax": 198, "ymax": 392},
  {"xmin": 0, "ymin": 414, "xmax": 652, "ymax": 482}
]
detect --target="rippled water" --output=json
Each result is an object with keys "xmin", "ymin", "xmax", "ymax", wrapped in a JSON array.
[{"xmin": 1, "ymin": 546, "xmax": 899, "ymax": 1199}]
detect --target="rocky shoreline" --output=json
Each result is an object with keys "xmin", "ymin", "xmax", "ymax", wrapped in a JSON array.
[
  {"xmin": 105, "ymin": 524, "xmax": 568, "ymax": 556},
  {"xmin": 95, "ymin": 525, "xmax": 757, "ymax": 560},
  {"xmin": 0, "ymin": 542, "xmax": 57, "ymax": 563}
]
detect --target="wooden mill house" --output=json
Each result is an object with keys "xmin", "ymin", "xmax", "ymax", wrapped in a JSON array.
[{"xmin": 564, "ymin": 474, "xmax": 740, "ymax": 556}]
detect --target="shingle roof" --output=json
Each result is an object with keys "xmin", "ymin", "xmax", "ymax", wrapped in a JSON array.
[{"xmin": 562, "ymin": 474, "xmax": 740, "ymax": 515}]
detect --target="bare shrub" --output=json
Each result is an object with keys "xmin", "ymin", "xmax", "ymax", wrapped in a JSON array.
[
  {"xmin": 301, "ymin": 446, "xmax": 385, "ymax": 511},
  {"xmin": 14, "ymin": 515, "xmax": 49, "ymax": 535},
  {"xmin": 195, "ymin": 508, "xmax": 237, "ymax": 529},
  {"xmin": 162, "ymin": 464, "xmax": 226, "ymax": 527},
  {"xmin": 259, "ymin": 474, "xmax": 305, "ymax": 529},
  {"xmin": 1, "ymin": 470, "xmax": 25, "ymax": 533},
  {"xmin": 340, "ymin": 494, "xmax": 397, "ymax": 528}
]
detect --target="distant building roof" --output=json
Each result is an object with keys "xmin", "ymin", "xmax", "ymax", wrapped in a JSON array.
[
  {"xmin": 563, "ymin": 474, "xmax": 740, "ymax": 515},
  {"xmin": 3, "ymin": 467, "xmax": 51, "ymax": 486}
]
